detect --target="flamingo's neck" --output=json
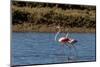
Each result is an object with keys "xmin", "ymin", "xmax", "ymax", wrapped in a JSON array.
[
  {"xmin": 55, "ymin": 28, "xmax": 69, "ymax": 42},
  {"xmin": 55, "ymin": 28, "xmax": 61, "ymax": 41}
]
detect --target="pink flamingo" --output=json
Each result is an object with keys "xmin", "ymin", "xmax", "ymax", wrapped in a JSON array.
[
  {"xmin": 55, "ymin": 26, "xmax": 78, "ymax": 60},
  {"xmin": 55, "ymin": 26, "xmax": 77, "ymax": 44}
]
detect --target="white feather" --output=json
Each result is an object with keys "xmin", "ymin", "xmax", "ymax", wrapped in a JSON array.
[{"xmin": 66, "ymin": 32, "xmax": 69, "ymax": 38}]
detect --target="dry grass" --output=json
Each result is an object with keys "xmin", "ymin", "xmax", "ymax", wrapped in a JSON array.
[
  {"xmin": 12, "ymin": 23, "xmax": 95, "ymax": 33},
  {"xmin": 12, "ymin": 5, "xmax": 96, "ymax": 32}
]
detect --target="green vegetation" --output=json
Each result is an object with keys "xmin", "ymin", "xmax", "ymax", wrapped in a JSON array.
[{"xmin": 12, "ymin": 1, "xmax": 96, "ymax": 32}]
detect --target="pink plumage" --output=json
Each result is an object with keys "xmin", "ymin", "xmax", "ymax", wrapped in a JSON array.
[{"xmin": 58, "ymin": 37, "xmax": 77, "ymax": 44}]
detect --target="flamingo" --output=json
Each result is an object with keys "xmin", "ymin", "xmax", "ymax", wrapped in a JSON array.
[
  {"xmin": 55, "ymin": 26, "xmax": 77, "ymax": 44},
  {"xmin": 55, "ymin": 26, "xmax": 78, "ymax": 60}
]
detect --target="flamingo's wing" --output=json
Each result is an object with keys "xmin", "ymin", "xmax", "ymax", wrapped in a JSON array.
[
  {"xmin": 65, "ymin": 28, "xmax": 69, "ymax": 38},
  {"xmin": 65, "ymin": 32, "xmax": 69, "ymax": 38}
]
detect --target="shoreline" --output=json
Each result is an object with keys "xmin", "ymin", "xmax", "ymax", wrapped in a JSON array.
[
  {"xmin": 12, "ymin": 31, "xmax": 96, "ymax": 33},
  {"xmin": 12, "ymin": 26, "xmax": 95, "ymax": 33}
]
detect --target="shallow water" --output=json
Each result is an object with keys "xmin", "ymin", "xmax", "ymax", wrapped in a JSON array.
[{"xmin": 12, "ymin": 32, "xmax": 96, "ymax": 66}]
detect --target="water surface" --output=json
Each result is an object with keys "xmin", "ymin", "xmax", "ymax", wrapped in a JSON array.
[{"xmin": 12, "ymin": 32, "xmax": 96, "ymax": 66}]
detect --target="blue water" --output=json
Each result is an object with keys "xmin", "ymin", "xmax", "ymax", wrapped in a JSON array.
[{"xmin": 12, "ymin": 32, "xmax": 96, "ymax": 66}]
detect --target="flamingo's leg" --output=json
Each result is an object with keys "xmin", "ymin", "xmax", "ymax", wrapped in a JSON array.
[
  {"xmin": 64, "ymin": 44, "xmax": 72, "ymax": 61},
  {"xmin": 70, "ymin": 44, "xmax": 78, "ymax": 60},
  {"xmin": 64, "ymin": 44, "xmax": 78, "ymax": 61}
]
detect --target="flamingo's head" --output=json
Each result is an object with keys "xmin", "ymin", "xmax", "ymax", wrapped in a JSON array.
[{"xmin": 56, "ymin": 26, "xmax": 60, "ymax": 29}]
